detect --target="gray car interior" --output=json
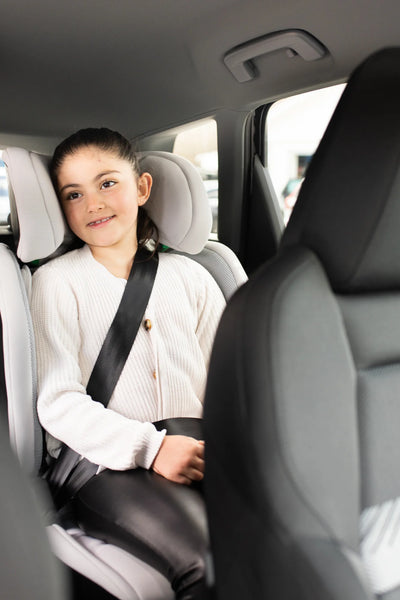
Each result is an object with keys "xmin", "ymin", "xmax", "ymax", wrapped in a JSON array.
[
  {"xmin": 1, "ymin": 0, "xmax": 400, "ymax": 597},
  {"xmin": 204, "ymin": 48, "xmax": 400, "ymax": 599},
  {"xmin": 2, "ymin": 1, "xmax": 399, "ymax": 269},
  {"xmin": 0, "ymin": 149, "xmax": 246, "ymax": 598},
  {"xmin": 1, "ymin": 1, "xmax": 398, "ymax": 146}
]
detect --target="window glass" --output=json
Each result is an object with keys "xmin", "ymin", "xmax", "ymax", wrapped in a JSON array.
[
  {"xmin": 0, "ymin": 151, "xmax": 10, "ymax": 227},
  {"xmin": 173, "ymin": 119, "xmax": 218, "ymax": 237},
  {"xmin": 267, "ymin": 84, "xmax": 345, "ymax": 224}
]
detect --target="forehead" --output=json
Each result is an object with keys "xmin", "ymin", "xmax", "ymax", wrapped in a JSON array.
[{"xmin": 57, "ymin": 145, "xmax": 132, "ymax": 183}]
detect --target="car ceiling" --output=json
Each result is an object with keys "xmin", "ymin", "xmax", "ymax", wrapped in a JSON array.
[{"xmin": 1, "ymin": 0, "xmax": 400, "ymax": 150}]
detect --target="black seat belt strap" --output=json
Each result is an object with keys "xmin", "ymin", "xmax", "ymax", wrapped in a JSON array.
[
  {"xmin": 46, "ymin": 248, "xmax": 159, "ymax": 505},
  {"xmin": 87, "ymin": 248, "xmax": 159, "ymax": 408}
]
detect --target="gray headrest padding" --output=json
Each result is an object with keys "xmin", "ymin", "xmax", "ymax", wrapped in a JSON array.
[
  {"xmin": 282, "ymin": 48, "xmax": 400, "ymax": 293},
  {"xmin": 3, "ymin": 148, "xmax": 212, "ymax": 262},
  {"xmin": 3, "ymin": 148, "xmax": 66, "ymax": 263},
  {"xmin": 140, "ymin": 151, "xmax": 212, "ymax": 254}
]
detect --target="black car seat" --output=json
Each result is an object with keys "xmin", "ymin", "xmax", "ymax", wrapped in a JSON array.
[
  {"xmin": 204, "ymin": 47, "xmax": 400, "ymax": 600},
  {"xmin": 0, "ymin": 148, "xmax": 246, "ymax": 600}
]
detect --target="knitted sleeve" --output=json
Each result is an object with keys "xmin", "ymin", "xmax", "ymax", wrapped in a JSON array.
[{"xmin": 31, "ymin": 263, "xmax": 165, "ymax": 470}]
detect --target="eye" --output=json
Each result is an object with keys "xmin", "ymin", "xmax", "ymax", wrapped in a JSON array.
[
  {"xmin": 65, "ymin": 191, "xmax": 82, "ymax": 201},
  {"xmin": 101, "ymin": 180, "xmax": 117, "ymax": 190}
]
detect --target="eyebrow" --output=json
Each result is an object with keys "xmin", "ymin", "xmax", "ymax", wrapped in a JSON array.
[{"xmin": 59, "ymin": 170, "xmax": 121, "ymax": 194}]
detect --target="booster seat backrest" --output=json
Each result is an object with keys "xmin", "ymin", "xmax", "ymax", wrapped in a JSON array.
[
  {"xmin": 4, "ymin": 147, "xmax": 237, "ymax": 600},
  {"xmin": 3, "ymin": 148, "xmax": 213, "ymax": 262},
  {"xmin": 2, "ymin": 146, "xmax": 247, "ymax": 474},
  {"xmin": 0, "ymin": 244, "xmax": 42, "ymax": 474}
]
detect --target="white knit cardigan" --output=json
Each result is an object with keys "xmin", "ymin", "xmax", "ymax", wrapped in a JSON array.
[{"xmin": 31, "ymin": 245, "xmax": 226, "ymax": 471}]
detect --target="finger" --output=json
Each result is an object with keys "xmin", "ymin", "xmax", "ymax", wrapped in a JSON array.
[
  {"xmin": 177, "ymin": 474, "xmax": 193, "ymax": 486},
  {"xmin": 186, "ymin": 456, "xmax": 205, "ymax": 477},
  {"xmin": 187, "ymin": 467, "xmax": 204, "ymax": 482},
  {"xmin": 196, "ymin": 442, "xmax": 205, "ymax": 459},
  {"xmin": 189, "ymin": 455, "xmax": 205, "ymax": 472}
]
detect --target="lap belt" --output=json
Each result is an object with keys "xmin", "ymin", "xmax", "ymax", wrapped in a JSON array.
[
  {"xmin": 61, "ymin": 417, "xmax": 203, "ymax": 510},
  {"xmin": 46, "ymin": 247, "xmax": 159, "ymax": 507}
]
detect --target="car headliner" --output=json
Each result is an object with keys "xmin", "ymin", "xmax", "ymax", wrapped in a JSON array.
[{"xmin": 0, "ymin": 0, "xmax": 399, "ymax": 150}]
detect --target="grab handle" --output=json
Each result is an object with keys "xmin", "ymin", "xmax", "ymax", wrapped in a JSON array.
[{"xmin": 224, "ymin": 30, "xmax": 326, "ymax": 82}]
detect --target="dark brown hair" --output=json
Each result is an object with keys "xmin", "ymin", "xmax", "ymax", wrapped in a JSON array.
[{"xmin": 50, "ymin": 127, "xmax": 159, "ymax": 252}]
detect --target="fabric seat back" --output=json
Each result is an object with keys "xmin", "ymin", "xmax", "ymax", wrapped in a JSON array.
[{"xmin": 204, "ymin": 48, "xmax": 400, "ymax": 600}]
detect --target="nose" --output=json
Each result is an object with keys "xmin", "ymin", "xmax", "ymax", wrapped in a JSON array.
[{"xmin": 86, "ymin": 190, "xmax": 105, "ymax": 213}]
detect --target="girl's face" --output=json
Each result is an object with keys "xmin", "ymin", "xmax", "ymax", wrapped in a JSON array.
[{"xmin": 56, "ymin": 145, "xmax": 152, "ymax": 253}]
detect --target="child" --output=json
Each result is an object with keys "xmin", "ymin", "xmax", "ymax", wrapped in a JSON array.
[{"xmin": 31, "ymin": 128, "xmax": 226, "ymax": 600}]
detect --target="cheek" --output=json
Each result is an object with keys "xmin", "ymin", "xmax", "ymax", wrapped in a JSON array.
[
  {"xmin": 62, "ymin": 204, "xmax": 82, "ymax": 230},
  {"xmin": 118, "ymin": 194, "xmax": 140, "ymax": 218}
]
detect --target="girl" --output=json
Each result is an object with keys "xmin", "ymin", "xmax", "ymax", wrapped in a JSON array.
[{"xmin": 31, "ymin": 128, "xmax": 226, "ymax": 600}]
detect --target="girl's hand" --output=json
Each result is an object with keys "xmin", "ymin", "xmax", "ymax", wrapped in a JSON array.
[{"xmin": 151, "ymin": 435, "xmax": 205, "ymax": 485}]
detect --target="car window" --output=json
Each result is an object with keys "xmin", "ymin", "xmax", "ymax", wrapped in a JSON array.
[
  {"xmin": 173, "ymin": 119, "xmax": 218, "ymax": 238},
  {"xmin": 0, "ymin": 151, "xmax": 10, "ymax": 227},
  {"xmin": 266, "ymin": 84, "xmax": 346, "ymax": 224}
]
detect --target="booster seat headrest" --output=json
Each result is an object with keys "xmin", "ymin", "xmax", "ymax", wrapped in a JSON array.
[{"xmin": 3, "ymin": 148, "xmax": 212, "ymax": 263}]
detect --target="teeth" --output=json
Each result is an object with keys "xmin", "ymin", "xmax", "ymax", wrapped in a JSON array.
[{"xmin": 90, "ymin": 216, "xmax": 112, "ymax": 226}]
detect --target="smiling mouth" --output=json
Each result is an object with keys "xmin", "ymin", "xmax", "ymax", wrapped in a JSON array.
[{"xmin": 87, "ymin": 216, "xmax": 115, "ymax": 227}]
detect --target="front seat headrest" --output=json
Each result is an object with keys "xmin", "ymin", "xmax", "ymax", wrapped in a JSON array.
[{"xmin": 282, "ymin": 48, "xmax": 400, "ymax": 293}]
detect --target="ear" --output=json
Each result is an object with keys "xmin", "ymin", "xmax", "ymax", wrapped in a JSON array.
[{"xmin": 137, "ymin": 172, "xmax": 152, "ymax": 206}]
